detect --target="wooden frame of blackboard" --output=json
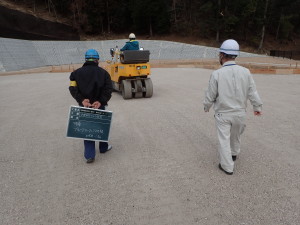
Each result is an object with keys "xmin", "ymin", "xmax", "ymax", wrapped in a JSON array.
[{"xmin": 66, "ymin": 105, "xmax": 113, "ymax": 142}]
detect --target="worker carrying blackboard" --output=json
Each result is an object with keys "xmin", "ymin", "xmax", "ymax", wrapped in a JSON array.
[{"xmin": 69, "ymin": 49, "xmax": 113, "ymax": 163}]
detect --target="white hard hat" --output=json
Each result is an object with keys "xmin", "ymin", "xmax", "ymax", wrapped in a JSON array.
[
  {"xmin": 219, "ymin": 39, "xmax": 239, "ymax": 55},
  {"xmin": 129, "ymin": 33, "xmax": 136, "ymax": 39}
]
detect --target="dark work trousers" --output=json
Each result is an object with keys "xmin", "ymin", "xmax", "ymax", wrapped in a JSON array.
[{"xmin": 84, "ymin": 105, "xmax": 108, "ymax": 159}]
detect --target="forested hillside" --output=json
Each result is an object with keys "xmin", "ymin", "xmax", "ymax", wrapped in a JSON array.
[{"xmin": 2, "ymin": 0, "xmax": 300, "ymax": 51}]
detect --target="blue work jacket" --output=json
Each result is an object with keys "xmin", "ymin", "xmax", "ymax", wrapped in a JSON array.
[{"xmin": 120, "ymin": 40, "xmax": 139, "ymax": 51}]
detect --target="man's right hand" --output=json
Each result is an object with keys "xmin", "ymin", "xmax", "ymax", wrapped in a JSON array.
[
  {"xmin": 254, "ymin": 111, "xmax": 262, "ymax": 116},
  {"xmin": 82, "ymin": 99, "xmax": 92, "ymax": 108}
]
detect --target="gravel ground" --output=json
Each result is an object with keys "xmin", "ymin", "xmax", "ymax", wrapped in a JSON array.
[{"xmin": 0, "ymin": 68, "xmax": 299, "ymax": 225}]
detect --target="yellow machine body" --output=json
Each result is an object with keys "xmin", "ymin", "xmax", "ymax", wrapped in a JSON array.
[
  {"xmin": 105, "ymin": 49, "xmax": 153, "ymax": 99},
  {"xmin": 107, "ymin": 62, "xmax": 151, "ymax": 83}
]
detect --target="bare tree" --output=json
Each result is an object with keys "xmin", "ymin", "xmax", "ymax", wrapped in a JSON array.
[
  {"xmin": 106, "ymin": 0, "xmax": 110, "ymax": 33},
  {"xmin": 172, "ymin": 0, "xmax": 177, "ymax": 24},
  {"xmin": 258, "ymin": 0, "xmax": 269, "ymax": 51},
  {"xmin": 216, "ymin": 0, "xmax": 221, "ymax": 42}
]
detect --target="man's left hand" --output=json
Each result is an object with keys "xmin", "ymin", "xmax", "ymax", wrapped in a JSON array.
[{"xmin": 92, "ymin": 101, "xmax": 101, "ymax": 109}]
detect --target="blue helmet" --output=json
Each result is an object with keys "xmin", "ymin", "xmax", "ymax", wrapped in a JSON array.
[{"xmin": 85, "ymin": 49, "xmax": 100, "ymax": 60}]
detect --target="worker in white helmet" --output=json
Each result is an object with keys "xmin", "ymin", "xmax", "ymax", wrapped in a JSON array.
[
  {"xmin": 203, "ymin": 39, "xmax": 263, "ymax": 175},
  {"xmin": 120, "ymin": 33, "xmax": 139, "ymax": 51}
]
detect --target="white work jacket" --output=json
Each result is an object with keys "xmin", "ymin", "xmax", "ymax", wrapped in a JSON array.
[{"xmin": 204, "ymin": 61, "xmax": 263, "ymax": 114}]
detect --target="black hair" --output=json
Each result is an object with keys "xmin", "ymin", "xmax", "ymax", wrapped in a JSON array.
[{"xmin": 224, "ymin": 54, "xmax": 237, "ymax": 59}]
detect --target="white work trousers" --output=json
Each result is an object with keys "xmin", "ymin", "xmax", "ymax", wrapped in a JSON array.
[{"xmin": 215, "ymin": 113, "xmax": 246, "ymax": 173}]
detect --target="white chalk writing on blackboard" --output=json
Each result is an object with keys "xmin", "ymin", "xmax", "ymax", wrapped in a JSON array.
[
  {"xmin": 73, "ymin": 121, "xmax": 81, "ymax": 127},
  {"xmin": 74, "ymin": 127, "xmax": 104, "ymax": 134}
]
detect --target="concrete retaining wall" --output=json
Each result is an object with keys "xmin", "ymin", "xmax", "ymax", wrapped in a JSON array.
[{"xmin": 0, "ymin": 37, "xmax": 264, "ymax": 72}]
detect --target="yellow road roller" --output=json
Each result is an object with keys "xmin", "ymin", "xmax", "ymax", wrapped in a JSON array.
[{"xmin": 105, "ymin": 48, "xmax": 153, "ymax": 99}]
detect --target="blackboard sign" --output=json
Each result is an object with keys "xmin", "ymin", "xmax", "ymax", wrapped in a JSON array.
[{"xmin": 66, "ymin": 106, "xmax": 113, "ymax": 142}]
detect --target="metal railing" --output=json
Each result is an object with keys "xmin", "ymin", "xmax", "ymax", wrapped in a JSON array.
[{"xmin": 270, "ymin": 50, "xmax": 300, "ymax": 60}]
